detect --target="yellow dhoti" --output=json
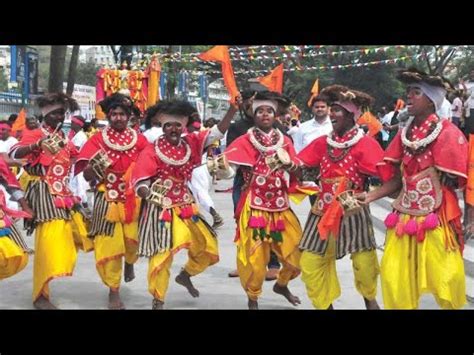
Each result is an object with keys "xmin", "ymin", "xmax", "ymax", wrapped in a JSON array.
[
  {"xmin": 71, "ymin": 211, "xmax": 94, "ymax": 252},
  {"xmin": 148, "ymin": 210, "xmax": 218, "ymax": 302},
  {"xmin": 33, "ymin": 219, "xmax": 77, "ymax": 301},
  {"xmin": 94, "ymin": 221, "xmax": 138, "ymax": 291},
  {"xmin": 0, "ymin": 237, "xmax": 28, "ymax": 280},
  {"xmin": 236, "ymin": 198, "xmax": 302, "ymax": 301},
  {"xmin": 300, "ymin": 235, "xmax": 379, "ymax": 309},
  {"xmin": 381, "ymin": 214, "xmax": 465, "ymax": 309}
]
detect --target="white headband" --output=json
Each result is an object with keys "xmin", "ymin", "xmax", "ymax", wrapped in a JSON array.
[
  {"xmin": 41, "ymin": 104, "xmax": 64, "ymax": 117},
  {"xmin": 158, "ymin": 113, "xmax": 189, "ymax": 127},
  {"xmin": 409, "ymin": 83, "xmax": 446, "ymax": 111},
  {"xmin": 252, "ymin": 100, "xmax": 278, "ymax": 114}
]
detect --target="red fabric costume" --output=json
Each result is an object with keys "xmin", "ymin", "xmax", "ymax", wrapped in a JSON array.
[
  {"xmin": 11, "ymin": 126, "xmax": 79, "ymax": 208},
  {"xmin": 75, "ymin": 127, "xmax": 149, "ymax": 222},
  {"xmin": 131, "ymin": 130, "xmax": 210, "ymax": 217},
  {"xmin": 225, "ymin": 128, "xmax": 300, "ymax": 218}
]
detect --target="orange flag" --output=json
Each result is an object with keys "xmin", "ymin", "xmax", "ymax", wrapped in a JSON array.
[
  {"xmin": 198, "ymin": 46, "xmax": 239, "ymax": 104},
  {"xmin": 12, "ymin": 108, "xmax": 26, "ymax": 136},
  {"xmin": 357, "ymin": 110, "xmax": 382, "ymax": 137},
  {"xmin": 395, "ymin": 99, "xmax": 405, "ymax": 111},
  {"xmin": 307, "ymin": 78, "xmax": 319, "ymax": 107},
  {"xmin": 256, "ymin": 64, "xmax": 284, "ymax": 93}
]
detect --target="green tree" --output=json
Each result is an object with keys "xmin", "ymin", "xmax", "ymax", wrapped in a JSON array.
[{"xmin": 75, "ymin": 62, "xmax": 101, "ymax": 86}]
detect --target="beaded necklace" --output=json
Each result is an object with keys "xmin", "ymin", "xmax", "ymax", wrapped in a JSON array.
[
  {"xmin": 154, "ymin": 136, "xmax": 191, "ymax": 166},
  {"xmin": 326, "ymin": 127, "xmax": 362, "ymax": 162},
  {"xmin": 102, "ymin": 127, "xmax": 138, "ymax": 152},
  {"xmin": 401, "ymin": 114, "xmax": 441, "ymax": 155},
  {"xmin": 248, "ymin": 127, "xmax": 284, "ymax": 153}
]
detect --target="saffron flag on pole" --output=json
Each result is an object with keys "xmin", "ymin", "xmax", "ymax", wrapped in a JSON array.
[
  {"xmin": 357, "ymin": 110, "xmax": 382, "ymax": 137},
  {"xmin": 198, "ymin": 46, "xmax": 240, "ymax": 104},
  {"xmin": 256, "ymin": 64, "xmax": 284, "ymax": 93},
  {"xmin": 11, "ymin": 108, "xmax": 26, "ymax": 136},
  {"xmin": 307, "ymin": 78, "xmax": 319, "ymax": 107}
]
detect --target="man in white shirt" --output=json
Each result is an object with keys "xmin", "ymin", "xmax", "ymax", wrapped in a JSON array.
[
  {"xmin": 0, "ymin": 122, "xmax": 18, "ymax": 154},
  {"xmin": 459, "ymin": 69, "xmax": 474, "ymax": 134},
  {"xmin": 450, "ymin": 91, "xmax": 463, "ymax": 128},
  {"xmin": 292, "ymin": 95, "xmax": 333, "ymax": 153},
  {"xmin": 143, "ymin": 104, "xmax": 164, "ymax": 143},
  {"xmin": 68, "ymin": 116, "xmax": 91, "ymax": 212},
  {"xmin": 143, "ymin": 126, "xmax": 163, "ymax": 143},
  {"xmin": 0, "ymin": 122, "xmax": 20, "ymax": 210},
  {"xmin": 293, "ymin": 96, "xmax": 332, "ymax": 207}
]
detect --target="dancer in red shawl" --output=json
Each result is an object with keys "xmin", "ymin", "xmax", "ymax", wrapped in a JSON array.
[
  {"xmin": 297, "ymin": 85, "xmax": 384, "ymax": 309},
  {"xmin": 75, "ymin": 93, "xmax": 149, "ymax": 309},
  {"xmin": 0, "ymin": 155, "xmax": 34, "ymax": 281},
  {"xmin": 131, "ymin": 99, "xmax": 237, "ymax": 309},
  {"xmin": 10, "ymin": 93, "xmax": 90, "ymax": 309},
  {"xmin": 358, "ymin": 68, "xmax": 468, "ymax": 309},
  {"xmin": 225, "ymin": 91, "xmax": 303, "ymax": 310}
]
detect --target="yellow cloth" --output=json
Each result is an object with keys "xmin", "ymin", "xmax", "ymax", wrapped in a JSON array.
[
  {"xmin": 94, "ymin": 221, "xmax": 138, "ymax": 290},
  {"xmin": 0, "ymin": 237, "xmax": 28, "ymax": 280},
  {"xmin": 148, "ymin": 209, "xmax": 219, "ymax": 301},
  {"xmin": 381, "ymin": 214, "xmax": 466, "ymax": 309},
  {"xmin": 236, "ymin": 197, "xmax": 302, "ymax": 300},
  {"xmin": 288, "ymin": 186, "xmax": 319, "ymax": 205},
  {"xmin": 71, "ymin": 211, "xmax": 94, "ymax": 252},
  {"xmin": 300, "ymin": 235, "xmax": 379, "ymax": 309},
  {"xmin": 96, "ymin": 184, "xmax": 141, "ymax": 224},
  {"xmin": 19, "ymin": 170, "xmax": 35, "ymax": 191},
  {"xmin": 33, "ymin": 219, "xmax": 77, "ymax": 301}
]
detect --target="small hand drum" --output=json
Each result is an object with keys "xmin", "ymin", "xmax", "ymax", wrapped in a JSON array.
[
  {"xmin": 147, "ymin": 180, "xmax": 171, "ymax": 207},
  {"xmin": 265, "ymin": 147, "xmax": 291, "ymax": 171},
  {"xmin": 90, "ymin": 150, "xmax": 112, "ymax": 180},
  {"xmin": 336, "ymin": 190, "xmax": 362, "ymax": 215},
  {"xmin": 207, "ymin": 154, "xmax": 233, "ymax": 179},
  {"xmin": 41, "ymin": 134, "xmax": 65, "ymax": 155}
]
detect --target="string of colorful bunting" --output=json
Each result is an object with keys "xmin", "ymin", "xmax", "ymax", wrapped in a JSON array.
[
  {"xmin": 145, "ymin": 45, "xmax": 410, "ymax": 63},
  {"xmin": 182, "ymin": 53, "xmax": 423, "ymax": 76}
]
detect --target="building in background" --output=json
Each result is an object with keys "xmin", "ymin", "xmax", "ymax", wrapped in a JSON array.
[
  {"xmin": 63, "ymin": 83, "xmax": 96, "ymax": 120},
  {"xmin": 85, "ymin": 46, "xmax": 115, "ymax": 66}
]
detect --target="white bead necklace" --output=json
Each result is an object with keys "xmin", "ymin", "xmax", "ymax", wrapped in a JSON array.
[
  {"xmin": 155, "ymin": 139, "xmax": 191, "ymax": 166},
  {"xmin": 102, "ymin": 127, "xmax": 138, "ymax": 152},
  {"xmin": 326, "ymin": 128, "xmax": 364, "ymax": 149},
  {"xmin": 401, "ymin": 116, "xmax": 442, "ymax": 151},
  {"xmin": 248, "ymin": 127, "xmax": 284, "ymax": 153}
]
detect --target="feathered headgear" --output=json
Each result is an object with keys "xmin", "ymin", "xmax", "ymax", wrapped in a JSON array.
[
  {"xmin": 320, "ymin": 85, "xmax": 374, "ymax": 119},
  {"xmin": 36, "ymin": 92, "xmax": 79, "ymax": 117},
  {"xmin": 397, "ymin": 67, "xmax": 453, "ymax": 111}
]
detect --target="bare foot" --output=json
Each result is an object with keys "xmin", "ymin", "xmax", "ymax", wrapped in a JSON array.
[
  {"xmin": 152, "ymin": 299, "xmax": 164, "ymax": 310},
  {"xmin": 364, "ymin": 298, "xmax": 380, "ymax": 310},
  {"xmin": 124, "ymin": 262, "xmax": 135, "ymax": 283},
  {"xmin": 175, "ymin": 269, "xmax": 200, "ymax": 298},
  {"xmin": 273, "ymin": 283, "xmax": 301, "ymax": 306},
  {"xmin": 228, "ymin": 269, "xmax": 239, "ymax": 278},
  {"xmin": 33, "ymin": 295, "xmax": 57, "ymax": 310},
  {"xmin": 248, "ymin": 298, "xmax": 259, "ymax": 310},
  {"xmin": 108, "ymin": 289, "xmax": 125, "ymax": 310}
]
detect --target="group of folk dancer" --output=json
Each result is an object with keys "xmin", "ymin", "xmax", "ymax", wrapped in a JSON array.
[{"xmin": 0, "ymin": 67, "xmax": 471, "ymax": 310}]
